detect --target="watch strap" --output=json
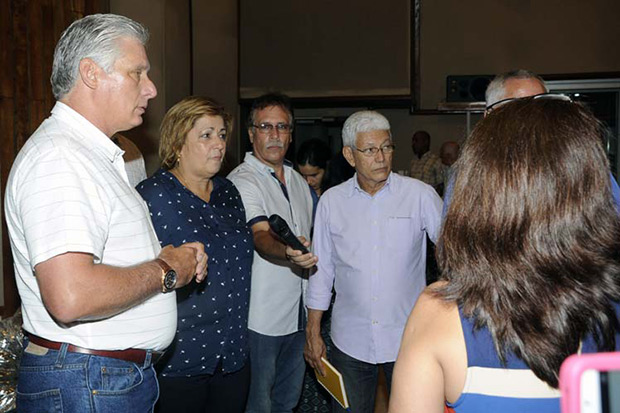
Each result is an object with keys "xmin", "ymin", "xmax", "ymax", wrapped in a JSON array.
[
  {"xmin": 155, "ymin": 258, "xmax": 172, "ymax": 274},
  {"xmin": 154, "ymin": 258, "xmax": 174, "ymax": 293}
]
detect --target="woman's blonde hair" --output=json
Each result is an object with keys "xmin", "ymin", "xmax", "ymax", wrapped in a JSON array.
[{"xmin": 159, "ymin": 96, "xmax": 232, "ymax": 169}]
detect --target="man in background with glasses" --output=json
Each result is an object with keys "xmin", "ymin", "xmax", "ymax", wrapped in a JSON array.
[
  {"xmin": 304, "ymin": 111, "xmax": 442, "ymax": 413},
  {"xmin": 228, "ymin": 93, "xmax": 317, "ymax": 412},
  {"xmin": 443, "ymin": 69, "xmax": 620, "ymax": 215}
]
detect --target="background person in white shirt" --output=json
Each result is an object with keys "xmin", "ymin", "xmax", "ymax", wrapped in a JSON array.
[
  {"xmin": 113, "ymin": 133, "xmax": 148, "ymax": 187},
  {"xmin": 4, "ymin": 14, "xmax": 207, "ymax": 412}
]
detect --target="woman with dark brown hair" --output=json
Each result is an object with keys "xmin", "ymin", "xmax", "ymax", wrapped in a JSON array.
[{"xmin": 389, "ymin": 97, "xmax": 620, "ymax": 413}]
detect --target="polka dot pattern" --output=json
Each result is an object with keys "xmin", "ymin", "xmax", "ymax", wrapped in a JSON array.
[{"xmin": 137, "ymin": 169, "xmax": 253, "ymax": 377}]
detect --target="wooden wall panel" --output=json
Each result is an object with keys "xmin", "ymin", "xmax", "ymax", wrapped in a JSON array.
[
  {"xmin": 41, "ymin": 1, "xmax": 56, "ymax": 110},
  {"xmin": 29, "ymin": 1, "xmax": 45, "ymax": 102},
  {"xmin": 0, "ymin": 1, "xmax": 12, "ymax": 99},
  {"xmin": 13, "ymin": 1, "xmax": 30, "ymax": 151},
  {"xmin": 0, "ymin": 0, "xmax": 108, "ymax": 317}
]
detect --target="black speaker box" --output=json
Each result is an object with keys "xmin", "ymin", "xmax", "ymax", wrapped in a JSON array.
[{"xmin": 446, "ymin": 75, "xmax": 494, "ymax": 102}]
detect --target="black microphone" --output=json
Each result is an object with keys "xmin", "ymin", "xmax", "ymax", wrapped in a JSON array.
[{"xmin": 268, "ymin": 214, "xmax": 310, "ymax": 254}]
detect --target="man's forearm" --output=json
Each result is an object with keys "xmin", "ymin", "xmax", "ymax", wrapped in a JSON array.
[
  {"xmin": 73, "ymin": 260, "xmax": 171, "ymax": 321},
  {"xmin": 37, "ymin": 256, "xmax": 169, "ymax": 324},
  {"xmin": 35, "ymin": 244, "xmax": 205, "ymax": 324},
  {"xmin": 306, "ymin": 308, "xmax": 324, "ymax": 336},
  {"xmin": 253, "ymin": 229, "xmax": 288, "ymax": 262}
]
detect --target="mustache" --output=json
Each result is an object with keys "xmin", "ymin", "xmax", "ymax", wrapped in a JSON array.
[{"xmin": 266, "ymin": 142, "xmax": 284, "ymax": 149}]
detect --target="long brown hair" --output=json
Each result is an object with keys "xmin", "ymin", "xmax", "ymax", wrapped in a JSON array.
[{"xmin": 437, "ymin": 98, "xmax": 620, "ymax": 388}]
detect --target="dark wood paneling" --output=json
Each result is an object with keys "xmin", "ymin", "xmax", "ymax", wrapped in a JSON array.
[
  {"xmin": 1, "ymin": 96, "xmax": 16, "ymax": 318},
  {"xmin": 0, "ymin": 0, "xmax": 13, "ymax": 99},
  {"xmin": 42, "ymin": 0, "xmax": 55, "ymax": 108},
  {"xmin": 29, "ymin": 1, "xmax": 45, "ymax": 101},
  {"xmin": 13, "ymin": 0, "xmax": 30, "ymax": 152}
]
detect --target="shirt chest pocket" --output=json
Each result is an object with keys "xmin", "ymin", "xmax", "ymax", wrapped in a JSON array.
[{"xmin": 386, "ymin": 216, "xmax": 416, "ymax": 254}]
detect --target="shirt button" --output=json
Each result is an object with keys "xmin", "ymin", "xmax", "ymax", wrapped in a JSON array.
[{"xmin": 372, "ymin": 320, "xmax": 378, "ymax": 325}]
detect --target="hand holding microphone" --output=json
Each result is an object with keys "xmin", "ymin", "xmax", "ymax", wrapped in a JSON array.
[{"xmin": 268, "ymin": 214, "xmax": 318, "ymax": 269}]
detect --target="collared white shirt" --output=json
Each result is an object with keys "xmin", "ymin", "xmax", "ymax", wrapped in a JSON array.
[
  {"xmin": 4, "ymin": 102, "xmax": 176, "ymax": 351},
  {"xmin": 306, "ymin": 172, "xmax": 443, "ymax": 363},
  {"xmin": 114, "ymin": 134, "xmax": 147, "ymax": 187},
  {"xmin": 228, "ymin": 152, "xmax": 313, "ymax": 336}
]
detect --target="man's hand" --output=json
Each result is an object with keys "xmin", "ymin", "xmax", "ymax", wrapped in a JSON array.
[
  {"xmin": 34, "ymin": 244, "xmax": 207, "ymax": 324},
  {"xmin": 304, "ymin": 328, "xmax": 327, "ymax": 376},
  {"xmin": 158, "ymin": 242, "xmax": 208, "ymax": 288},
  {"xmin": 182, "ymin": 241, "xmax": 208, "ymax": 283},
  {"xmin": 285, "ymin": 236, "xmax": 318, "ymax": 269}
]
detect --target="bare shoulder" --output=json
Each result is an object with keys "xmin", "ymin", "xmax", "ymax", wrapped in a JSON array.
[
  {"xmin": 390, "ymin": 282, "xmax": 462, "ymax": 412},
  {"xmin": 410, "ymin": 282, "xmax": 456, "ymax": 326},
  {"xmin": 408, "ymin": 282, "xmax": 462, "ymax": 354}
]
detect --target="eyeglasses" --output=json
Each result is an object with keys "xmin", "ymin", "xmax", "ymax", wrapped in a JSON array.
[
  {"xmin": 252, "ymin": 122, "xmax": 293, "ymax": 135},
  {"xmin": 353, "ymin": 144, "xmax": 396, "ymax": 157},
  {"xmin": 485, "ymin": 93, "xmax": 573, "ymax": 112}
]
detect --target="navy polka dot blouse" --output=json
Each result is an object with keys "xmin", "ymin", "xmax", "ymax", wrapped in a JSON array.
[{"xmin": 137, "ymin": 169, "xmax": 253, "ymax": 377}]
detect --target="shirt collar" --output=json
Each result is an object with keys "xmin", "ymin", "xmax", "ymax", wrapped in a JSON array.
[
  {"xmin": 419, "ymin": 151, "xmax": 433, "ymax": 161},
  {"xmin": 52, "ymin": 102, "xmax": 124, "ymax": 163},
  {"xmin": 157, "ymin": 168, "xmax": 225, "ymax": 194},
  {"xmin": 348, "ymin": 171, "xmax": 395, "ymax": 197}
]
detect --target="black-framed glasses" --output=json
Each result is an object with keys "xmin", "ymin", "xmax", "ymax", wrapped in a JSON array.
[
  {"xmin": 485, "ymin": 93, "xmax": 573, "ymax": 112},
  {"xmin": 353, "ymin": 144, "xmax": 396, "ymax": 157},
  {"xmin": 252, "ymin": 122, "xmax": 293, "ymax": 135}
]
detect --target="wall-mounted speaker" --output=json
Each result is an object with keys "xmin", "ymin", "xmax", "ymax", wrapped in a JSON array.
[{"xmin": 446, "ymin": 75, "xmax": 494, "ymax": 102}]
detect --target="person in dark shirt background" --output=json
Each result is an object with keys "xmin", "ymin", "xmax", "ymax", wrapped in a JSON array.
[
  {"xmin": 137, "ymin": 96, "xmax": 253, "ymax": 413},
  {"xmin": 297, "ymin": 138, "xmax": 332, "ymax": 198}
]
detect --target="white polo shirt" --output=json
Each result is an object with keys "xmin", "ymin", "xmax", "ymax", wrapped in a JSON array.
[
  {"xmin": 228, "ymin": 152, "xmax": 313, "ymax": 336},
  {"xmin": 4, "ymin": 102, "xmax": 176, "ymax": 351}
]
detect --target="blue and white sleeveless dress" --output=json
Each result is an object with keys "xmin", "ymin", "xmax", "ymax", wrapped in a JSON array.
[{"xmin": 447, "ymin": 302, "xmax": 620, "ymax": 413}]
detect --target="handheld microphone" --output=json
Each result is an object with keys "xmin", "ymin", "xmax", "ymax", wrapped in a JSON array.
[{"xmin": 268, "ymin": 214, "xmax": 310, "ymax": 254}]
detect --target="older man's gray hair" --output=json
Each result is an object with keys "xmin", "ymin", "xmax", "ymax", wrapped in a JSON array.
[
  {"xmin": 342, "ymin": 111, "xmax": 391, "ymax": 147},
  {"xmin": 485, "ymin": 69, "xmax": 549, "ymax": 107},
  {"xmin": 51, "ymin": 13, "xmax": 149, "ymax": 100}
]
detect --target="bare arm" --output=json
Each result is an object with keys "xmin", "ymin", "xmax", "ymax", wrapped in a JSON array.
[
  {"xmin": 35, "ymin": 242, "xmax": 208, "ymax": 324},
  {"xmin": 389, "ymin": 287, "xmax": 465, "ymax": 413},
  {"xmin": 304, "ymin": 308, "xmax": 327, "ymax": 376},
  {"xmin": 251, "ymin": 221, "xmax": 318, "ymax": 269}
]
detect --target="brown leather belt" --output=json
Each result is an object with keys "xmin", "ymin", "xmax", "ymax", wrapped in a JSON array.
[{"xmin": 26, "ymin": 332, "xmax": 164, "ymax": 365}]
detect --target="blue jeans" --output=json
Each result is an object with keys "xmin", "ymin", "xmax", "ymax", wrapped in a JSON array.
[
  {"xmin": 245, "ymin": 330, "xmax": 305, "ymax": 413},
  {"xmin": 330, "ymin": 344, "xmax": 394, "ymax": 413},
  {"xmin": 17, "ymin": 339, "xmax": 159, "ymax": 412}
]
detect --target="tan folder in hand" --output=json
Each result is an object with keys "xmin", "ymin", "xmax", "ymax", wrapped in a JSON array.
[{"xmin": 314, "ymin": 357, "xmax": 350, "ymax": 409}]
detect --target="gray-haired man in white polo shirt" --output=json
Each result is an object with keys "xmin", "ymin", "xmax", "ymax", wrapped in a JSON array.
[{"xmin": 4, "ymin": 14, "xmax": 207, "ymax": 412}]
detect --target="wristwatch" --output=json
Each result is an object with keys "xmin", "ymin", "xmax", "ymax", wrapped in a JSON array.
[{"xmin": 155, "ymin": 258, "xmax": 177, "ymax": 293}]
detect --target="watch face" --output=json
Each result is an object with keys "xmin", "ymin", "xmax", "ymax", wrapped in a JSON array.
[{"xmin": 163, "ymin": 270, "xmax": 177, "ymax": 291}]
